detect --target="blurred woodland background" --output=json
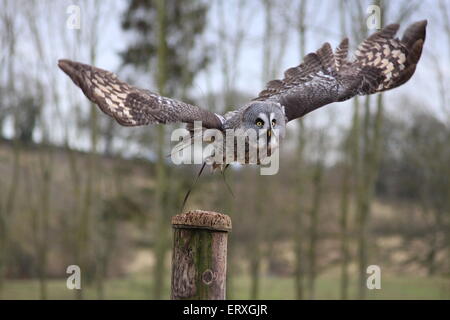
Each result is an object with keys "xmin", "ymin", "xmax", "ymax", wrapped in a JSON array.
[{"xmin": 0, "ymin": 0, "xmax": 449, "ymax": 300}]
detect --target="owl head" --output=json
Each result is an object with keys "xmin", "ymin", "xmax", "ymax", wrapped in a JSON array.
[{"xmin": 240, "ymin": 101, "xmax": 286, "ymax": 150}]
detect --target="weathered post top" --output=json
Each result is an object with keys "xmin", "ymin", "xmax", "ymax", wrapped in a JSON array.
[
  {"xmin": 171, "ymin": 210, "xmax": 232, "ymax": 300},
  {"xmin": 171, "ymin": 209, "xmax": 232, "ymax": 232}
]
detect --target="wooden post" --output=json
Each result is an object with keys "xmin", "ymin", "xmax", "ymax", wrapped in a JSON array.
[{"xmin": 171, "ymin": 210, "xmax": 232, "ymax": 300}]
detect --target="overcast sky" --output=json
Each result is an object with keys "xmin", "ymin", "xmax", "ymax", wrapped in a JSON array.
[{"xmin": 2, "ymin": 0, "xmax": 448, "ymax": 158}]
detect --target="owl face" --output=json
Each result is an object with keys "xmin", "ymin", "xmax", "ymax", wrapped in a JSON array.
[{"xmin": 240, "ymin": 101, "xmax": 286, "ymax": 150}]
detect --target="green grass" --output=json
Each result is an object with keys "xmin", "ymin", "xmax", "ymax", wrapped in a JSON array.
[
  {"xmin": 2, "ymin": 274, "xmax": 450, "ymax": 300},
  {"xmin": 228, "ymin": 275, "xmax": 450, "ymax": 300}
]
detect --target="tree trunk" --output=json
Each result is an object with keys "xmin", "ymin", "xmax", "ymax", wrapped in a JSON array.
[
  {"xmin": 249, "ymin": 177, "xmax": 265, "ymax": 300},
  {"xmin": 307, "ymin": 158, "xmax": 324, "ymax": 300},
  {"xmin": 338, "ymin": 0, "xmax": 351, "ymax": 300},
  {"xmin": 339, "ymin": 151, "xmax": 351, "ymax": 300},
  {"xmin": 249, "ymin": 246, "xmax": 261, "ymax": 300},
  {"xmin": 357, "ymin": 93, "xmax": 384, "ymax": 299},
  {"xmin": 0, "ymin": 2, "xmax": 20, "ymax": 296},
  {"xmin": 294, "ymin": 120, "xmax": 306, "ymax": 300},
  {"xmin": 294, "ymin": 0, "xmax": 308, "ymax": 300},
  {"xmin": 153, "ymin": 0, "xmax": 169, "ymax": 300},
  {"xmin": 37, "ymin": 151, "xmax": 53, "ymax": 300}
]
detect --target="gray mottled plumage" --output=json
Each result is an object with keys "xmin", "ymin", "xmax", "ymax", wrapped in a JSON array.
[
  {"xmin": 253, "ymin": 20, "xmax": 426, "ymax": 121},
  {"xmin": 59, "ymin": 20, "xmax": 427, "ymax": 167},
  {"xmin": 58, "ymin": 59, "xmax": 222, "ymax": 129}
]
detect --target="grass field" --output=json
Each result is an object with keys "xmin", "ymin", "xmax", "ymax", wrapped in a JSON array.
[{"xmin": 2, "ymin": 274, "xmax": 450, "ymax": 300}]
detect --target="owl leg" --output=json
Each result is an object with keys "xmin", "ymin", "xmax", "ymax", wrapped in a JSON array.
[
  {"xmin": 180, "ymin": 162, "xmax": 207, "ymax": 213},
  {"xmin": 220, "ymin": 164, "xmax": 234, "ymax": 198}
]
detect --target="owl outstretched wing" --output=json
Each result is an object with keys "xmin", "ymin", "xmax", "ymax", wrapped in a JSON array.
[
  {"xmin": 253, "ymin": 20, "xmax": 427, "ymax": 122},
  {"xmin": 58, "ymin": 60, "xmax": 223, "ymax": 129}
]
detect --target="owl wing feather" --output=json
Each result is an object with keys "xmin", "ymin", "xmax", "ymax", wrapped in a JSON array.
[
  {"xmin": 58, "ymin": 59, "xmax": 223, "ymax": 129},
  {"xmin": 253, "ymin": 20, "xmax": 427, "ymax": 122}
]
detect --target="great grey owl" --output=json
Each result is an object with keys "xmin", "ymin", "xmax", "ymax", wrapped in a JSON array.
[{"xmin": 59, "ymin": 20, "xmax": 426, "ymax": 170}]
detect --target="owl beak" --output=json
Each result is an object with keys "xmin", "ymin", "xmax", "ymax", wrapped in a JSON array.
[
  {"xmin": 267, "ymin": 129, "xmax": 272, "ymax": 142},
  {"xmin": 266, "ymin": 129, "xmax": 273, "ymax": 156}
]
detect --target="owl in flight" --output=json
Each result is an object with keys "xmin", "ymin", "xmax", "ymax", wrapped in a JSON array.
[{"xmin": 59, "ymin": 20, "xmax": 426, "ymax": 170}]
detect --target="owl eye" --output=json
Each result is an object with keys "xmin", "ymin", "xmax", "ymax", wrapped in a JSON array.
[
  {"xmin": 271, "ymin": 119, "xmax": 277, "ymax": 126},
  {"xmin": 255, "ymin": 118, "xmax": 264, "ymax": 127}
]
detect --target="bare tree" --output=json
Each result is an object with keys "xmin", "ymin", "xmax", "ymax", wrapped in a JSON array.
[
  {"xmin": 152, "ymin": 0, "xmax": 170, "ymax": 300},
  {"xmin": 306, "ymin": 126, "xmax": 330, "ymax": 300},
  {"xmin": 216, "ymin": 0, "xmax": 255, "ymax": 109},
  {"xmin": 0, "ymin": 0, "xmax": 21, "ymax": 298},
  {"xmin": 293, "ymin": 0, "xmax": 308, "ymax": 300}
]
